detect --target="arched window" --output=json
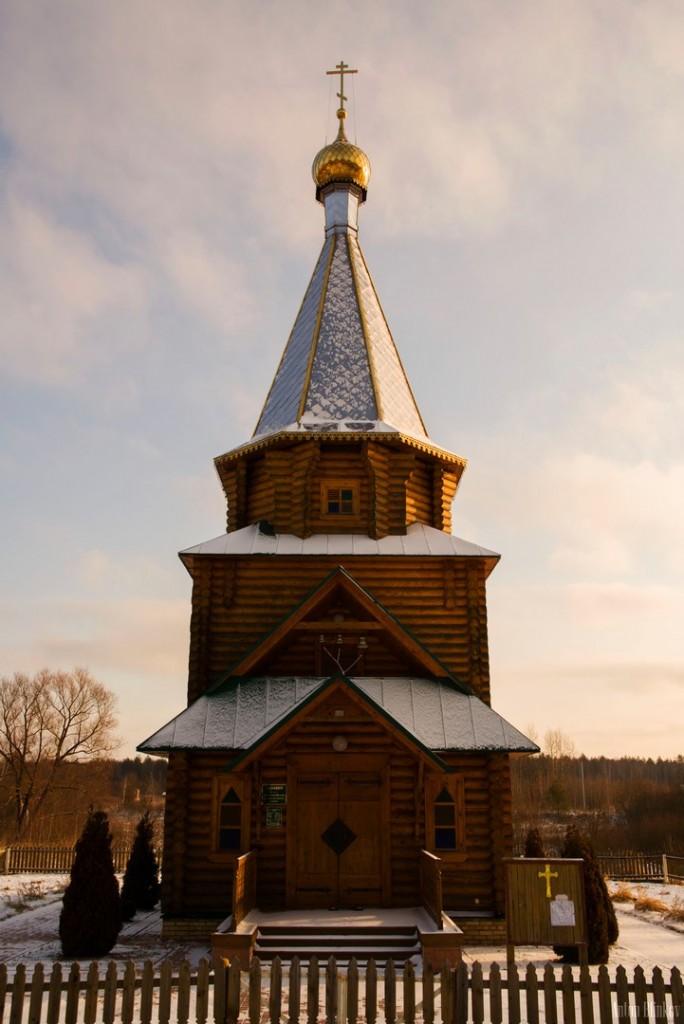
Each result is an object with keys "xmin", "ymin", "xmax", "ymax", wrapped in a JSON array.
[
  {"xmin": 218, "ymin": 787, "xmax": 242, "ymax": 851},
  {"xmin": 425, "ymin": 774, "xmax": 466, "ymax": 858},
  {"xmin": 434, "ymin": 784, "xmax": 457, "ymax": 850}
]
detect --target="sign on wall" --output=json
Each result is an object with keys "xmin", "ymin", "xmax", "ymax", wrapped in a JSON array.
[{"xmin": 261, "ymin": 784, "xmax": 287, "ymax": 805}]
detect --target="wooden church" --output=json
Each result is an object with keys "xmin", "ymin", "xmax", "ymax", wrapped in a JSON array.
[{"xmin": 140, "ymin": 66, "xmax": 537, "ymax": 952}]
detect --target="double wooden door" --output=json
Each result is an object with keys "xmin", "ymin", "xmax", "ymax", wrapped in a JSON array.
[{"xmin": 288, "ymin": 761, "xmax": 388, "ymax": 908}]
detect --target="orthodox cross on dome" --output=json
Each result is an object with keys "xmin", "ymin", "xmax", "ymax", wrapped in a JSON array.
[{"xmin": 326, "ymin": 60, "xmax": 358, "ymax": 111}]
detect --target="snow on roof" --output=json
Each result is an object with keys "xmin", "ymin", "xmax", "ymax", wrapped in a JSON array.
[
  {"xmin": 253, "ymin": 227, "xmax": 428, "ymax": 443},
  {"xmin": 138, "ymin": 676, "xmax": 536, "ymax": 755},
  {"xmin": 179, "ymin": 521, "xmax": 500, "ymax": 562}
]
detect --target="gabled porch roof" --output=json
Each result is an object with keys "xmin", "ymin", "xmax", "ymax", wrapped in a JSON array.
[{"xmin": 138, "ymin": 674, "xmax": 538, "ymax": 758}]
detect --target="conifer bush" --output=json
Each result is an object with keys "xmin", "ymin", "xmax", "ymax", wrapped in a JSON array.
[
  {"xmin": 59, "ymin": 809, "xmax": 122, "ymax": 957},
  {"xmin": 523, "ymin": 827, "xmax": 546, "ymax": 858},
  {"xmin": 120, "ymin": 811, "xmax": 160, "ymax": 921},
  {"xmin": 553, "ymin": 825, "xmax": 619, "ymax": 964}
]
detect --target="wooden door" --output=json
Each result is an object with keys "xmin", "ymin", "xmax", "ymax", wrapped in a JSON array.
[{"xmin": 291, "ymin": 769, "xmax": 385, "ymax": 908}]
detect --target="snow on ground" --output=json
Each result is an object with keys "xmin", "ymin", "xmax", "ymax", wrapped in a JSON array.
[{"xmin": 0, "ymin": 875, "xmax": 682, "ymax": 974}]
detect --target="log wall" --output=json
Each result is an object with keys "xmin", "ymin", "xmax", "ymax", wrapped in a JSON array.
[
  {"xmin": 215, "ymin": 437, "xmax": 463, "ymax": 540},
  {"xmin": 160, "ymin": 709, "xmax": 511, "ymax": 920},
  {"xmin": 186, "ymin": 555, "xmax": 492, "ymax": 704}
]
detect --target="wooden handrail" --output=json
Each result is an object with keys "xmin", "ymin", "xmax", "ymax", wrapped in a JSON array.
[
  {"xmin": 232, "ymin": 849, "xmax": 257, "ymax": 928},
  {"xmin": 419, "ymin": 849, "xmax": 443, "ymax": 929}
]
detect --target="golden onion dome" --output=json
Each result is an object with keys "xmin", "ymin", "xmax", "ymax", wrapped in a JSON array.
[{"xmin": 312, "ymin": 109, "xmax": 371, "ymax": 193}]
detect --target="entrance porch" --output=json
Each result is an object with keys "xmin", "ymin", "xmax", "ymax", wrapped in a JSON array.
[{"xmin": 212, "ymin": 850, "xmax": 463, "ymax": 969}]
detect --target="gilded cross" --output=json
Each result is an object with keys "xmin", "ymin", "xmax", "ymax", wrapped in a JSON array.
[
  {"xmin": 538, "ymin": 863, "xmax": 559, "ymax": 898},
  {"xmin": 326, "ymin": 60, "xmax": 358, "ymax": 111}
]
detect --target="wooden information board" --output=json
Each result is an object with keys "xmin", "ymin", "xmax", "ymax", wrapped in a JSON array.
[{"xmin": 504, "ymin": 858, "xmax": 587, "ymax": 964}]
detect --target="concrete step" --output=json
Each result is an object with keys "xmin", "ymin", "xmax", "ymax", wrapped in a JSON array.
[{"xmin": 254, "ymin": 926, "xmax": 420, "ymax": 963}]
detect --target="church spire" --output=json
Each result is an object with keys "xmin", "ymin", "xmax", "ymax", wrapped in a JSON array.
[{"xmin": 253, "ymin": 65, "xmax": 428, "ymax": 443}]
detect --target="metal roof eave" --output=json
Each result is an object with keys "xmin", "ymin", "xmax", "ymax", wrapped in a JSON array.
[{"xmin": 214, "ymin": 427, "xmax": 467, "ymax": 470}]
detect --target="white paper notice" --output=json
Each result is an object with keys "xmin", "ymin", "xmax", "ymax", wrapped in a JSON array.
[{"xmin": 550, "ymin": 895, "xmax": 576, "ymax": 927}]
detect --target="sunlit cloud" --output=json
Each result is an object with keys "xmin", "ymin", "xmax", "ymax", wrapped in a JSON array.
[{"xmin": 0, "ymin": 199, "xmax": 148, "ymax": 386}]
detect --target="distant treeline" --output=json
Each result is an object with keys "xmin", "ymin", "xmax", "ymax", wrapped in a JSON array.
[
  {"xmin": 4, "ymin": 752, "xmax": 682, "ymax": 852},
  {"xmin": 0, "ymin": 757, "xmax": 167, "ymax": 846},
  {"xmin": 511, "ymin": 754, "xmax": 684, "ymax": 853}
]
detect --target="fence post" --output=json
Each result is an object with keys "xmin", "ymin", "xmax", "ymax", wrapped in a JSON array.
[
  {"xmin": 404, "ymin": 960, "xmax": 416, "ymax": 1024},
  {"xmin": 9, "ymin": 963, "xmax": 25, "ymax": 1024},
  {"xmin": 634, "ymin": 967, "xmax": 648, "ymax": 1024},
  {"xmin": 178, "ymin": 960, "xmax": 191, "ymax": 1024},
  {"xmin": 46, "ymin": 962, "xmax": 62, "ymax": 1024},
  {"xmin": 248, "ymin": 957, "xmax": 261, "ymax": 1024},
  {"xmin": 384, "ymin": 960, "xmax": 396, "ymax": 1024},
  {"xmin": 455, "ymin": 962, "xmax": 468, "ymax": 1024},
  {"xmin": 269, "ymin": 957, "xmax": 282, "ymax": 1024},
  {"xmin": 325, "ymin": 957, "xmax": 337, "ymax": 1024},
  {"xmin": 347, "ymin": 958, "xmax": 359, "ymax": 1024},
  {"xmin": 507, "ymin": 963, "xmax": 521, "ymax": 1024},
  {"xmin": 663, "ymin": 854, "xmax": 669, "ymax": 884},
  {"xmin": 489, "ymin": 963, "xmax": 503, "ymax": 1024},
  {"xmin": 227, "ymin": 959, "xmax": 241, "ymax": 1024},
  {"xmin": 28, "ymin": 963, "xmax": 44, "ymax": 1024},
  {"xmin": 288, "ymin": 956, "xmax": 301, "ymax": 1024},
  {"xmin": 306, "ymin": 956, "xmax": 319, "ymax": 1024},
  {"xmin": 422, "ymin": 962, "xmax": 435, "ymax": 1024},
  {"xmin": 525, "ymin": 964, "xmax": 539, "ymax": 1024},
  {"xmin": 365, "ymin": 959, "xmax": 377, "ymax": 1024},
  {"xmin": 579, "ymin": 965, "xmax": 595, "ymax": 1024},
  {"xmin": 213, "ymin": 958, "xmax": 228, "ymax": 1024},
  {"xmin": 670, "ymin": 966, "xmax": 683, "ymax": 1024}
]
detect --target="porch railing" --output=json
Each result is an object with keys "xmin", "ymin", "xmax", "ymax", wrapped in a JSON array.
[
  {"xmin": 232, "ymin": 849, "xmax": 257, "ymax": 928},
  {"xmin": 419, "ymin": 849, "xmax": 443, "ymax": 928}
]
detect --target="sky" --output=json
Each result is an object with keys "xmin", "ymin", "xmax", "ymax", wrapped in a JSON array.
[{"xmin": 1, "ymin": 0, "xmax": 683, "ymax": 761}]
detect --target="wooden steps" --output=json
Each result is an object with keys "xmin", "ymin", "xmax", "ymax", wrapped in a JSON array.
[{"xmin": 254, "ymin": 923, "xmax": 421, "ymax": 964}]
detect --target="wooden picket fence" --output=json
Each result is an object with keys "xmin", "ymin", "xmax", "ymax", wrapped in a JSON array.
[
  {"xmin": 597, "ymin": 853, "xmax": 684, "ymax": 883},
  {"xmin": 3, "ymin": 845, "xmax": 682, "ymax": 882},
  {"xmin": 1, "ymin": 844, "xmax": 131, "ymax": 874},
  {"xmin": 1, "ymin": 956, "xmax": 682, "ymax": 1024}
]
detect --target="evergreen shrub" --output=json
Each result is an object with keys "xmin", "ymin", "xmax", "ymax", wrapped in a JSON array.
[
  {"xmin": 120, "ymin": 811, "xmax": 161, "ymax": 921},
  {"xmin": 553, "ymin": 825, "xmax": 619, "ymax": 964},
  {"xmin": 59, "ymin": 809, "xmax": 122, "ymax": 957},
  {"xmin": 523, "ymin": 827, "xmax": 546, "ymax": 858}
]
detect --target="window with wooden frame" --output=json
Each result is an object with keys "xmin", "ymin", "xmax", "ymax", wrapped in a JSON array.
[
  {"xmin": 425, "ymin": 773, "xmax": 466, "ymax": 858},
  {"xmin": 321, "ymin": 481, "xmax": 358, "ymax": 516},
  {"xmin": 212, "ymin": 775, "xmax": 250, "ymax": 855}
]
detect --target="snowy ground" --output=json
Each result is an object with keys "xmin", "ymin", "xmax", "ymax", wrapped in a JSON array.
[{"xmin": 0, "ymin": 874, "xmax": 682, "ymax": 974}]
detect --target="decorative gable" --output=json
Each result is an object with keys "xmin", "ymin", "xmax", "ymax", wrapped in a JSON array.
[{"xmin": 221, "ymin": 566, "xmax": 468, "ymax": 688}]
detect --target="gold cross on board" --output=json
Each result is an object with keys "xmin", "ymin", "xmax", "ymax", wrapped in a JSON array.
[
  {"xmin": 538, "ymin": 863, "xmax": 559, "ymax": 898},
  {"xmin": 326, "ymin": 60, "xmax": 358, "ymax": 111}
]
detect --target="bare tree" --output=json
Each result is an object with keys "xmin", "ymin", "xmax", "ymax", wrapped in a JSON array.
[
  {"xmin": 0, "ymin": 668, "xmax": 118, "ymax": 840},
  {"xmin": 543, "ymin": 728, "xmax": 576, "ymax": 760}
]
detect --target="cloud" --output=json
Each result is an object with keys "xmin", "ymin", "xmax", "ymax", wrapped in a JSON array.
[
  {"xmin": 76, "ymin": 551, "xmax": 179, "ymax": 594},
  {"xmin": 163, "ymin": 231, "xmax": 255, "ymax": 336},
  {"xmin": 3, "ymin": 0, "xmax": 682, "ymax": 256},
  {"xmin": 0, "ymin": 198, "xmax": 148, "ymax": 386},
  {"xmin": 0, "ymin": 597, "xmax": 189, "ymax": 678}
]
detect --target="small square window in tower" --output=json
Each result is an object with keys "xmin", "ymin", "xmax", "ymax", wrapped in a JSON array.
[{"xmin": 325, "ymin": 485, "xmax": 356, "ymax": 515}]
